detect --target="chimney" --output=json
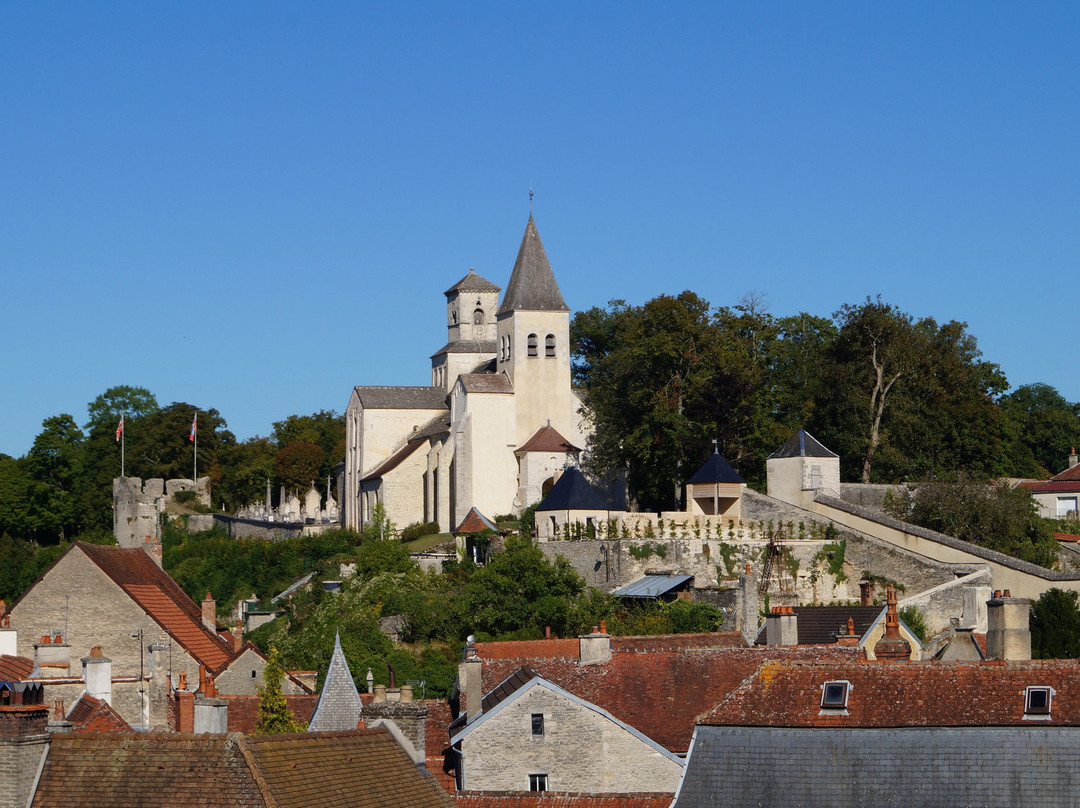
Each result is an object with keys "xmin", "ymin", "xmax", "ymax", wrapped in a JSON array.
[
  {"xmin": 193, "ymin": 696, "xmax": 229, "ymax": 733},
  {"xmin": 373, "ymin": 683, "xmax": 387, "ymax": 703},
  {"xmin": 458, "ymin": 636, "xmax": 483, "ymax": 721},
  {"xmin": 175, "ymin": 687, "xmax": 195, "ymax": 733},
  {"xmin": 201, "ymin": 592, "xmax": 216, "ymax": 632},
  {"xmin": 231, "ymin": 620, "xmax": 243, "ymax": 653},
  {"xmin": 366, "ymin": 667, "xmax": 374, "ymax": 695},
  {"xmin": 836, "ymin": 616, "xmax": 860, "ymax": 647},
  {"xmin": 0, "ymin": 602, "xmax": 15, "ymax": 657},
  {"xmin": 986, "ymin": 590, "xmax": 1031, "ymax": 661},
  {"xmin": 81, "ymin": 646, "xmax": 113, "ymax": 703},
  {"xmin": 143, "ymin": 536, "xmax": 163, "ymax": 567},
  {"xmin": 960, "ymin": 584, "xmax": 992, "ymax": 633},
  {"xmin": 1070, "ymin": 448, "xmax": 1078, "ymax": 469},
  {"xmin": 400, "ymin": 684, "xmax": 414, "ymax": 703},
  {"xmin": 0, "ymin": 701, "xmax": 49, "ymax": 808},
  {"xmin": 859, "ymin": 579, "xmax": 873, "ymax": 607},
  {"xmin": 579, "ymin": 625, "xmax": 611, "ymax": 666},
  {"xmin": 872, "ymin": 587, "xmax": 911, "ymax": 661},
  {"xmin": 765, "ymin": 606, "xmax": 798, "ymax": 646},
  {"xmin": 740, "ymin": 563, "xmax": 760, "ymax": 644},
  {"xmin": 34, "ymin": 632, "xmax": 70, "ymax": 674}
]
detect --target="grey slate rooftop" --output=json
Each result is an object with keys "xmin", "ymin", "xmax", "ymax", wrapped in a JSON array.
[
  {"xmin": 686, "ymin": 450, "xmax": 745, "ymax": 484},
  {"xmin": 431, "ymin": 340, "xmax": 498, "ymax": 358},
  {"xmin": 308, "ymin": 632, "xmax": 363, "ymax": 733},
  {"xmin": 445, "ymin": 268, "xmax": 501, "ymax": 296},
  {"xmin": 497, "ymin": 215, "xmax": 570, "ymax": 315},
  {"xmin": 353, "ymin": 386, "xmax": 448, "ymax": 410},
  {"xmin": 612, "ymin": 574, "xmax": 695, "ymax": 599},
  {"xmin": 536, "ymin": 467, "xmax": 609, "ymax": 511},
  {"xmin": 768, "ymin": 428, "xmax": 838, "ymax": 459}
]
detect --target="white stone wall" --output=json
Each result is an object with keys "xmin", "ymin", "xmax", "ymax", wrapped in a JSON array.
[
  {"xmin": 460, "ymin": 684, "xmax": 682, "ymax": 793},
  {"xmin": 452, "ymin": 387, "xmax": 517, "ymax": 526}
]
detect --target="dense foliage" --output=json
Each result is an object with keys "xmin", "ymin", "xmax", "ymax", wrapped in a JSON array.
[
  {"xmin": 255, "ymin": 646, "xmax": 308, "ymax": 734},
  {"xmin": 883, "ymin": 482, "xmax": 1059, "ymax": 568},
  {"xmin": 1031, "ymin": 588, "xmax": 1080, "ymax": 659},
  {"xmin": 572, "ymin": 293, "xmax": 1073, "ymax": 509}
]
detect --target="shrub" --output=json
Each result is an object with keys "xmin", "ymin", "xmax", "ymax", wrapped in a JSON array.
[{"xmin": 400, "ymin": 521, "xmax": 440, "ymax": 542}]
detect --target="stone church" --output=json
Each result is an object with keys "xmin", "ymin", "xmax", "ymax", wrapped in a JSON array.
[{"xmin": 343, "ymin": 215, "xmax": 589, "ymax": 533}]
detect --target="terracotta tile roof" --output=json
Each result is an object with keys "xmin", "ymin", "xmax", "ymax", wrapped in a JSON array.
[
  {"xmin": 454, "ymin": 507, "xmax": 504, "ymax": 535},
  {"xmin": 31, "ymin": 732, "xmax": 264, "ymax": 807},
  {"xmin": 456, "ymin": 792, "xmax": 675, "ymax": 808},
  {"xmin": 241, "ymin": 728, "xmax": 458, "ymax": 808},
  {"xmin": 0, "ymin": 654, "xmax": 34, "ymax": 680},
  {"xmin": 1055, "ymin": 533, "xmax": 1080, "ymax": 543},
  {"xmin": 517, "ymin": 426, "xmax": 581, "ymax": 454},
  {"xmin": 76, "ymin": 543, "xmax": 232, "ymax": 670},
  {"xmin": 33, "ymin": 729, "xmax": 456, "ymax": 808},
  {"xmin": 475, "ymin": 638, "xmax": 856, "ymax": 752},
  {"xmin": 702, "ymin": 658, "xmax": 1080, "ymax": 727},
  {"xmin": 66, "ymin": 695, "xmax": 132, "ymax": 733}
]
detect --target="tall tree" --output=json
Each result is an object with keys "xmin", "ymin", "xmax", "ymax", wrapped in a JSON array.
[
  {"xmin": 25, "ymin": 415, "xmax": 85, "ymax": 542},
  {"xmin": 999, "ymin": 383, "xmax": 1080, "ymax": 478},
  {"xmin": 255, "ymin": 646, "xmax": 307, "ymax": 734}
]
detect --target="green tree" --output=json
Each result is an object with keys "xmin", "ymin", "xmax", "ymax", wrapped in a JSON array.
[
  {"xmin": 255, "ymin": 646, "xmax": 307, "ymax": 734},
  {"xmin": 999, "ymin": 384, "xmax": 1080, "ymax": 478},
  {"xmin": 272, "ymin": 410, "xmax": 346, "ymax": 483},
  {"xmin": 25, "ymin": 415, "xmax": 85, "ymax": 542},
  {"xmin": 274, "ymin": 441, "xmax": 325, "ymax": 493},
  {"xmin": 217, "ymin": 435, "xmax": 276, "ymax": 512},
  {"xmin": 85, "ymin": 385, "xmax": 159, "ymax": 433},
  {"xmin": 127, "ymin": 403, "xmax": 227, "ymax": 485},
  {"xmin": 1031, "ymin": 588, "xmax": 1080, "ymax": 659}
]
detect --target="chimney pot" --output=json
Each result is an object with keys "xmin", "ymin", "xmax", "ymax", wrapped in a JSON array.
[
  {"xmin": 993, "ymin": 590, "xmax": 1002, "ymax": 599},
  {"xmin": 1003, "ymin": 589, "xmax": 1011, "ymax": 598},
  {"xmin": 600, "ymin": 619, "xmax": 607, "ymax": 635},
  {"xmin": 545, "ymin": 626, "xmax": 551, "ymax": 639}
]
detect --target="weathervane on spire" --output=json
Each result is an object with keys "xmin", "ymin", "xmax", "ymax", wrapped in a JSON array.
[{"xmin": 529, "ymin": 185, "xmax": 534, "ymax": 212}]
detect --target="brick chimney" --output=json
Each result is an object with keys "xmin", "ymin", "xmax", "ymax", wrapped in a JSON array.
[
  {"xmin": 859, "ymin": 579, "xmax": 873, "ymax": 606},
  {"xmin": 765, "ymin": 606, "xmax": 798, "ymax": 646},
  {"xmin": 836, "ymin": 616, "xmax": 860, "ymax": 647},
  {"xmin": 986, "ymin": 590, "xmax": 1031, "ymax": 661},
  {"xmin": 0, "ymin": 701, "xmax": 49, "ymax": 808},
  {"xmin": 872, "ymin": 587, "xmax": 911, "ymax": 661},
  {"xmin": 579, "ymin": 624, "xmax": 611, "ymax": 666},
  {"xmin": 81, "ymin": 646, "xmax": 113, "ymax": 703},
  {"xmin": 231, "ymin": 620, "xmax": 243, "ymax": 653},
  {"xmin": 201, "ymin": 592, "xmax": 217, "ymax": 632}
]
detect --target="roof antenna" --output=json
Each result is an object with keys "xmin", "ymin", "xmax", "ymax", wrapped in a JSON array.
[{"xmin": 712, "ymin": 438, "xmax": 719, "ymax": 455}]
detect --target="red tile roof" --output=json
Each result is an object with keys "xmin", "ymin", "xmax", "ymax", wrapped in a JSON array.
[
  {"xmin": 457, "ymin": 792, "xmax": 674, "ymax": 808},
  {"xmin": 475, "ymin": 635, "xmax": 855, "ymax": 752},
  {"xmin": 516, "ymin": 426, "xmax": 581, "ymax": 454},
  {"xmin": 75, "ymin": 543, "xmax": 232, "ymax": 670},
  {"xmin": 213, "ymin": 694, "xmax": 320, "ymax": 734},
  {"xmin": 66, "ymin": 695, "xmax": 132, "ymax": 734},
  {"xmin": 1031, "ymin": 463, "xmax": 1080, "ymax": 492},
  {"xmin": 0, "ymin": 654, "xmax": 34, "ymax": 680},
  {"xmin": 424, "ymin": 699, "xmax": 459, "ymax": 792},
  {"xmin": 702, "ymin": 658, "xmax": 1080, "ymax": 727},
  {"xmin": 455, "ymin": 508, "xmax": 504, "ymax": 535}
]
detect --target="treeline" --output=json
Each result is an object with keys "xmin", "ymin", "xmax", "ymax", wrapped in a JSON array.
[
  {"xmin": 573, "ymin": 294, "xmax": 1080, "ymax": 510},
  {"xmin": 0, "ymin": 385, "xmax": 345, "ymax": 550}
]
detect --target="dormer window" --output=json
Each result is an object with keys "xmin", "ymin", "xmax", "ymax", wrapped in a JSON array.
[
  {"xmin": 820, "ymin": 680, "xmax": 851, "ymax": 710},
  {"xmin": 1025, "ymin": 686, "xmax": 1054, "ymax": 718}
]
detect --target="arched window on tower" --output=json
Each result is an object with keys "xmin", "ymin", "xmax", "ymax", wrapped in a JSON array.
[
  {"xmin": 545, "ymin": 334, "xmax": 556, "ymax": 357},
  {"xmin": 473, "ymin": 308, "xmax": 484, "ymax": 325},
  {"xmin": 527, "ymin": 333, "xmax": 538, "ymax": 357}
]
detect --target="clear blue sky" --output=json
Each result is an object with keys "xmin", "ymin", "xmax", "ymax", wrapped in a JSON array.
[{"xmin": 3, "ymin": 3, "xmax": 1078, "ymax": 457}]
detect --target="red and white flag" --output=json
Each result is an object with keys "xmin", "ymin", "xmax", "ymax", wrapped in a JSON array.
[
  {"xmin": 115, "ymin": 415, "xmax": 124, "ymax": 442},
  {"xmin": 189, "ymin": 412, "xmax": 197, "ymax": 442}
]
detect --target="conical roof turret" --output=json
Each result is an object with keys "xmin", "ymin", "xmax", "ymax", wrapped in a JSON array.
[{"xmin": 497, "ymin": 215, "xmax": 570, "ymax": 315}]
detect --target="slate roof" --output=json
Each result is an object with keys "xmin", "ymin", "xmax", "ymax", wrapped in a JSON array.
[
  {"xmin": 471, "ymin": 636, "xmax": 856, "ymax": 753},
  {"xmin": 74, "ymin": 543, "xmax": 232, "ymax": 670},
  {"xmin": 535, "ymin": 467, "xmax": 608, "ymax": 512},
  {"xmin": 767, "ymin": 428, "xmax": 838, "ymax": 459},
  {"xmin": 752, "ymin": 605, "xmax": 887, "ymax": 646},
  {"xmin": 66, "ymin": 694, "xmax": 132, "ymax": 733},
  {"xmin": 497, "ymin": 215, "xmax": 570, "ymax": 315},
  {"xmin": 0, "ymin": 654, "xmax": 34, "ymax": 680},
  {"xmin": 431, "ymin": 340, "xmax": 498, "ymax": 359},
  {"xmin": 702, "ymin": 659, "xmax": 1080, "ymax": 727},
  {"xmin": 308, "ymin": 633, "xmax": 363, "ymax": 732},
  {"xmin": 459, "ymin": 373, "xmax": 514, "ymax": 394},
  {"xmin": 686, "ymin": 451, "xmax": 745, "ymax": 485},
  {"xmin": 33, "ymin": 729, "xmax": 457, "ymax": 808},
  {"xmin": 353, "ymin": 386, "xmax": 448, "ymax": 410},
  {"xmin": 517, "ymin": 425, "xmax": 581, "ymax": 454},
  {"xmin": 457, "ymin": 793, "xmax": 675, "ymax": 808},
  {"xmin": 454, "ymin": 508, "xmax": 504, "ymax": 535},
  {"xmin": 445, "ymin": 268, "xmax": 501, "ymax": 296},
  {"xmin": 611, "ymin": 574, "xmax": 694, "ymax": 599}
]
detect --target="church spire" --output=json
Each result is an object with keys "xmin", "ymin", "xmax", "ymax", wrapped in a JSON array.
[{"xmin": 497, "ymin": 216, "xmax": 570, "ymax": 316}]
